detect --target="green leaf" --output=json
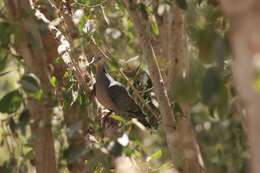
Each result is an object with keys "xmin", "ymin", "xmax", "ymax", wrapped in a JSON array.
[
  {"xmin": 0, "ymin": 21, "xmax": 13, "ymax": 48},
  {"xmin": 0, "ymin": 52, "xmax": 8, "ymax": 72},
  {"xmin": 49, "ymin": 76, "xmax": 57, "ymax": 87},
  {"xmin": 29, "ymin": 89, "xmax": 44, "ymax": 100},
  {"xmin": 146, "ymin": 149, "xmax": 162, "ymax": 161},
  {"xmin": 77, "ymin": 90, "xmax": 91, "ymax": 107},
  {"xmin": 20, "ymin": 73, "xmax": 41, "ymax": 93},
  {"xmin": 138, "ymin": 3, "xmax": 149, "ymax": 20},
  {"xmin": 176, "ymin": 0, "xmax": 188, "ymax": 10},
  {"xmin": 111, "ymin": 114, "xmax": 126, "ymax": 123},
  {"xmin": 18, "ymin": 109, "xmax": 30, "ymax": 126},
  {"xmin": 150, "ymin": 20, "xmax": 159, "ymax": 36},
  {"xmin": 18, "ymin": 109, "xmax": 30, "ymax": 135},
  {"xmin": 0, "ymin": 90, "xmax": 23, "ymax": 114},
  {"xmin": 23, "ymin": 147, "xmax": 33, "ymax": 159}
]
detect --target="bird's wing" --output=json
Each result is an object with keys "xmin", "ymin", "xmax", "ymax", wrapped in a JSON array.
[
  {"xmin": 108, "ymin": 83, "xmax": 140, "ymax": 113},
  {"xmin": 108, "ymin": 83, "xmax": 151, "ymax": 127}
]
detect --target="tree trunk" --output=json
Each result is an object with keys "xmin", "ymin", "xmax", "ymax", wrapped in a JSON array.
[
  {"xmin": 123, "ymin": 1, "xmax": 205, "ymax": 173},
  {"xmin": 220, "ymin": 1, "xmax": 260, "ymax": 173},
  {"xmin": 5, "ymin": 1, "xmax": 58, "ymax": 173}
]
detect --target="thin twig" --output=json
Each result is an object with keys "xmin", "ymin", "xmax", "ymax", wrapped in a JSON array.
[
  {"xmin": 73, "ymin": 0, "xmax": 109, "ymax": 8},
  {"xmin": 119, "ymin": 69, "xmax": 159, "ymax": 118}
]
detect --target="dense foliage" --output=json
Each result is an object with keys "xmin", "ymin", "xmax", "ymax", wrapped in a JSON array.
[{"xmin": 0, "ymin": 0, "xmax": 247, "ymax": 173}]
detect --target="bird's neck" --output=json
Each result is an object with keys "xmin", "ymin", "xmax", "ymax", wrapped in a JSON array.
[
  {"xmin": 96, "ymin": 64, "xmax": 106, "ymax": 73},
  {"xmin": 96, "ymin": 64, "xmax": 107, "ymax": 81}
]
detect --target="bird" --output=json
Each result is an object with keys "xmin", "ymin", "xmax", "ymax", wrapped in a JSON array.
[{"xmin": 93, "ymin": 57, "xmax": 151, "ymax": 128}]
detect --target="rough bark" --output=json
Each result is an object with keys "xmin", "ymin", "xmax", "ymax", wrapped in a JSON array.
[
  {"xmin": 152, "ymin": 2, "xmax": 188, "ymax": 90},
  {"xmin": 5, "ymin": 0, "xmax": 58, "ymax": 173},
  {"xmin": 33, "ymin": 1, "xmax": 94, "ymax": 172},
  {"xmin": 220, "ymin": 1, "xmax": 260, "ymax": 173},
  {"xmin": 28, "ymin": 101, "xmax": 57, "ymax": 173},
  {"xmin": 49, "ymin": 0, "xmax": 95, "ymax": 98},
  {"xmin": 123, "ymin": 1, "xmax": 205, "ymax": 173}
]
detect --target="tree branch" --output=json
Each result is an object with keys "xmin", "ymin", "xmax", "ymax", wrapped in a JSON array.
[
  {"xmin": 4, "ymin": 1, "xmax": 58, "ymax": 173},
  {"xmin": 123, "ymin": 1, "xmax": 205, "ymax": 173}
]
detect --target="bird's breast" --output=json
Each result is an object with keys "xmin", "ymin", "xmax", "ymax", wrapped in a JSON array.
[
  {"xmin": 96, "ymin": 90, "xmax": 114, "ymax": 109},
  {"xmin": 95, "ymin": 74, "xmax": 115, "ymax": 110}
]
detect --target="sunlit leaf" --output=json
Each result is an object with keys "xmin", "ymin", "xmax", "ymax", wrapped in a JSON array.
[
  {"xmin": 23, "ymin": 147, "xmax": 33, "ymax": 160},
  {"xmin": 150, "ymin": 20, "xmax": 159, "ymax": 36},
  {"xmin": 111, "ymin": 114, "xmax": 126, "ymax": 123},
  {"xmin": 49, "ymin": 76, "xmax": 57, "ymax": 87},
  {"xmin": 29, "ymin": 89, "xmax": 44, "ymax": 100},
  {"xmin": 146, "ymin": 149, "xmax": 162, "ymax": 162}
]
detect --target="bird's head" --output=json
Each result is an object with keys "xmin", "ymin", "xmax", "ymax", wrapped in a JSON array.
[
  {"xmin": 94, "ymin": 56, "xmax": 106, "ymax": 67},
  {"xmin": 93, "ymin": 56, "xmax": 111, "ymax": 71},
  {"xmin": 94, "ymin": 56, "xmax": 106, "ymax": 72}
]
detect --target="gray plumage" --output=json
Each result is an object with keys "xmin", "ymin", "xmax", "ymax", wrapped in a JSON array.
[{"xmin": 94, "ymin": 62, "xmax": 150, "ymax": 127}]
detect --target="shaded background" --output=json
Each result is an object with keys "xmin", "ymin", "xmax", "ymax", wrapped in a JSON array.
[{"xmin": 0, "ymin": 0, "xmax": 249, "ymax": 173}]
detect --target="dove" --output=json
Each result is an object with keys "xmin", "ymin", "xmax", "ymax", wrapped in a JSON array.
[{"xmin": 94, "ymin": 57, "xmax": 151, "ymax": 127}]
